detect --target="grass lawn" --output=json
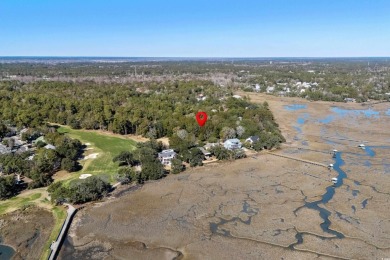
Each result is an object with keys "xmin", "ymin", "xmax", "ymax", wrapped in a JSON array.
[
  {"xmin": 40, "ymin": 206, "xmax": 67, "ymax": 260},
  {"xmin": 0, "ymin": 191, "xmax": 44, "ymax": 215},
  {"xmin": 58, "ymin": 126, "xmax": 137, "ymax": 184}
]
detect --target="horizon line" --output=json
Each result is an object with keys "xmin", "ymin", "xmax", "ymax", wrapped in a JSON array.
[{"xmin": 1, "ymin": 56, "xmax": 390, "ymax": 59}]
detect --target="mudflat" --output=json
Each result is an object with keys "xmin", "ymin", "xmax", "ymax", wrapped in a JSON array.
[
  {"xmin": 61, "ymin": 94, "xmax": 390, "ymax": 259},
  {"xmin": 0, "ymin": 206, "xmax": 54, "ymax": 259}
]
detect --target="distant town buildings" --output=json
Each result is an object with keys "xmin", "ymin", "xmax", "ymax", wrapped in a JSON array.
[
  {"xmin": 251, "ymin": 80, "xmax": 320, "ymax": 96},
  {"xmin": 196, "ymin": 94, "xmax": 207, "ymax": 101},
  {"xmin": 266, "ymin": 86, "xmax": 275, "ymax": 93},
  {"xmin": 344, "ymin": 98, "xmax": 356, "ymax": 103}
]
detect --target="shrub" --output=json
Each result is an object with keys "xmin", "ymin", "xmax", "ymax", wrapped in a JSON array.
[
  {"xmin": 171, "ymin": 158, "xmax": 184, "ymax": 174},
  {"xmin": 116, "ymin": 166, "xmax": 134, "ymax": 184},
  {"xmin": 0, "ymin": 175, "xmax": 16, "ymax": 200}
]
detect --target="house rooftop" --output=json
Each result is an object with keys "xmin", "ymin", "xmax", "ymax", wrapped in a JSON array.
[
  {"xmin": 199, "ymin": 147, "xmax": 211, "ymax": 156},
  {"xmin": 225, "ymin": 138, "xmax": 241, "ymax": 143},
  {"xmin": 204, "ymin": 143, "xmax": 219, "ymax": 150},
  {"xmin": 0, "ymin": 144, "xmax": 11, "ymax": 154},
  {"xmin": 158, "ymin": 149, "xmax": 176, "ymax": 158},
  {"xmin": 44, "ymin": 144, "xmax": 56, "ymax": 150},
  {"xmin": 246, "ymin": 136, "xmax": 259, "ymax": 142},
  {"xmin": 32, "ymin": 136, "xmax": 45, "ymax": 144}
]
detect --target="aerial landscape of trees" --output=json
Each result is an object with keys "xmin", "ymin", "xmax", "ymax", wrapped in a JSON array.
[
  {"xmin": 0, "ymin": 126, "xmax": 83, "ymax": 197},
  {"xmin": 0, "ymin": 77, "xmax": 284, "ymax": 145},
  {"xmin": 2, "ymin": 58, "xmax": 389, "ymax": 203},
  {"xmin": 48, "ymin": 176, "xmax": 111, "ymax": 204}
]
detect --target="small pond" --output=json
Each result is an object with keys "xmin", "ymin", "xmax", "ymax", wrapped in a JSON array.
[
  {"xmin": 283, "ymin": 104, "xmax": 307, "ymax": 111},
  {"xmin": 318, "ymin": 107, "xmax": 380, "ymax": 124},
  {"xmin": 0, "ymin": 244, "xmax": 15, "ymax": 259}
]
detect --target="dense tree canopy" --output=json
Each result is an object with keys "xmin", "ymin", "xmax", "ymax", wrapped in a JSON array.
[
  {"xmin": 0, "ymin": 175, "xmax": 16, "ymax": 199},
  {"xmin": 48, "ymin": 176, "xmax": 111, "ymax": 204},
  {"xmin": 1, "ymin": 60, "xmax": 297, "ymax": 202},
  {"xmin": 0, "ymin": 80, "xmax": 283, "ymax": 146}
]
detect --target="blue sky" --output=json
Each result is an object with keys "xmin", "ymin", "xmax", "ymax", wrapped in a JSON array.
[{"xmin": 1, "ymin": 0, "xmax": 389, "ymax": 57}]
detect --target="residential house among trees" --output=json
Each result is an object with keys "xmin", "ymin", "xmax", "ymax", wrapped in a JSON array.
[
  {"xmin": 199, "ymin": 147, "xmax": 211, "ymax": 160},
  {"xmin": 196, "ymin": 94, "xmax": 207, "ymax": 101},
  {"xmin": 223, "ymin": 139, "xmax": 242, "ymax": 150},
  {"xmin": 44, "ymin": 144, "xmax": 56, "ymax": 150},
  {"xmin": 344, "ymin": 98, "xmax": 356, "ymax": 103},
  {"xmin": 158, "ymin": 149, "xmax": 177, "ymax": 165},
  {"xmin": 245, "ymin": 136, "xmax": 259, "ymax": 145},
  {"xmin": 204, "ymin": 143, "xmax": 219, "ymax": 150},
  {"xmin": 266, "ymin": 86, "xmax": 275, "ymax": 93},
  {"xmin": 0, "ymin": 144, "xmax": 10, "ymax": 155}
]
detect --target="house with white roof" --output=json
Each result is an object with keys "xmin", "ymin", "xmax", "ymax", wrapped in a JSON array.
[
  {"xmin": 199, "ymin": 147, "xmax": 212, "ymax": 160},
  {"xmin": 158, "ymin": 149, "xmax": 177, "ymax": 165},
  {"xmin": 224, "ymin": 139, "xmax": 242, "ymax": 150},
  {"xmin": 44, "ymin": 144, "xmax": 56, "ymax": 150},
  {"xmin": 204, "ymin": 143, "xmax": 220, "ymax": 150},
  {"xmin": 196, "ymin": 94, "xmax": 207, "ymax": 101},
  {"xmin": 266, "ymin": 86, "xmax": 275, "ymax": 93}
]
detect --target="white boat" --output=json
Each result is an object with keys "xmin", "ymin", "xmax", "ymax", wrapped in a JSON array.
[
  {"xmin": 358, "ymin": 144, "xmax": 365, "ymax": 149},
  {"xmin": 331, "ymin": 177, "xmax": 338, "ymax": 184}
]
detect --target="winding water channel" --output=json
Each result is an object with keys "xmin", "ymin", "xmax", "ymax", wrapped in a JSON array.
[
  {"xmin": 284, "ymin": 104, "xmax": 390, "ymax": 249},
  {"xmin": 293, "ymin": 150, "xmax": 346, "ymax": 245},
  {"xmin": 209, "ymin": 105, "xmax": 390, "ymax": 252}
]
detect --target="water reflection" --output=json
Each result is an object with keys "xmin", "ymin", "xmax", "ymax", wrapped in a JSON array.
[
  {"xmin": 317, "ymin": 107, "xmax": 381, "ymax": 124},
  {"xmin": 283, "ymin": 104, "xmax": 307, "ymax": 111},
  {"xmin": 0, "ymin": 244, "xmax": 15, "ymax": 259},
  {"xmin": 293, "ymin": 151, "xmax": 347, "ymax": 242}
]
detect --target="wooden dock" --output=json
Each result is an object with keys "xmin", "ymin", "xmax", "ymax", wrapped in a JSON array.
[
  {"xmin": 48, "ymin": 204, "xmax": 77, "ymax": 260},
  {"xmin": 266, "ymin": 151, "xmax": 329, "ymax": 168}
]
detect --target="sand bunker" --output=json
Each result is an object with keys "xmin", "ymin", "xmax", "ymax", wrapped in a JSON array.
[
  {"xmin": 79, "ymin": 174, "xmax": 92, "ymax": 179},
  {"xmin": 83, "ymin": 153, "xmax": 99, "ymax": 160}
]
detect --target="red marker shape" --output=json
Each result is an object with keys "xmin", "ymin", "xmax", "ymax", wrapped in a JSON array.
[{"xmin": 196, "ymin": 112, "xmax": 208, "ymax": 127}]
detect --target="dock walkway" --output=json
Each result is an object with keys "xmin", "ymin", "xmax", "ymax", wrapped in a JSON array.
[
  {"xmin": 266, "ymin": 151, "xmax": 328, "ymax": 169},
  {"xmin": 48, "ymin": 204, "xmax": 77, "ymax": 260}
]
